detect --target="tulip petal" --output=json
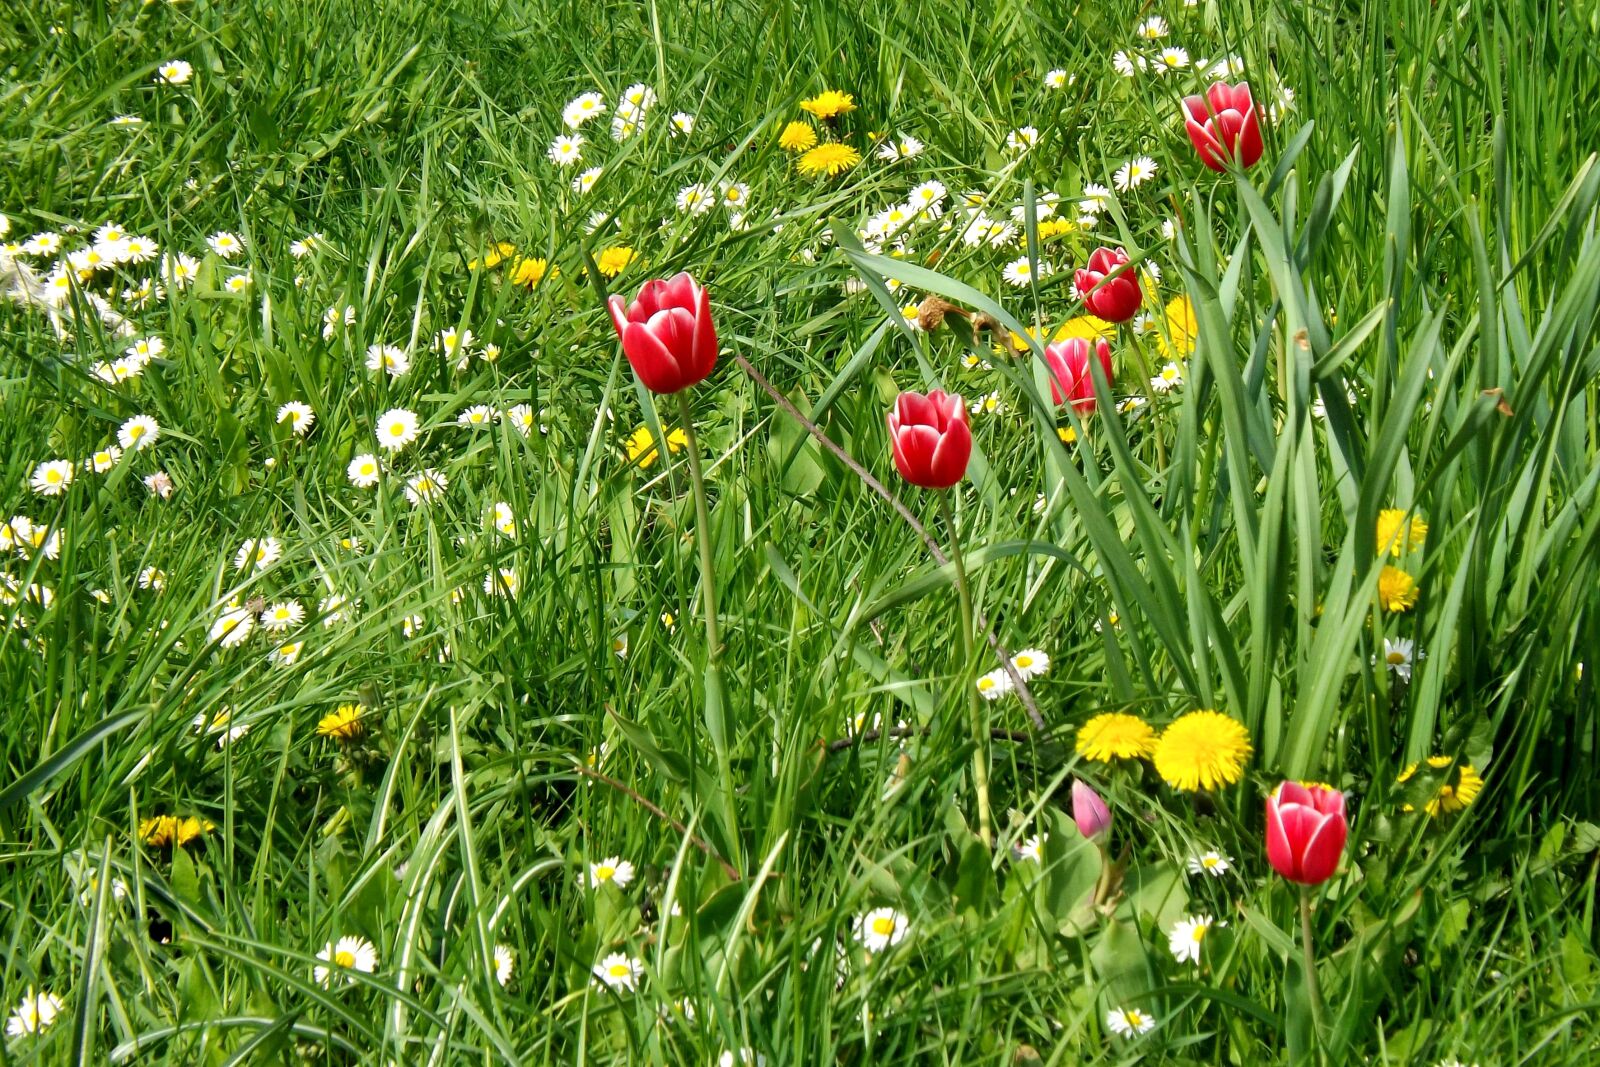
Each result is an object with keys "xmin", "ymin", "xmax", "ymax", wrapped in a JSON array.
[
  {"xmin": 620, "ymin": 321, "xmax": 684, "ymax": 393},
  {"xmin": 1265, "ymin": 797, "xmax": 1298, "ymax": 880},
  {"xmin": 691, "ymin": 284, "xmax": 718, "ymax": 383},
  {"xmin": 607, "ymin": 295, "xmax": 632, "ymax": 339},
  {"xmin": 927, "ymin": 417, "xmax": 972, "ymax": 487},
  {"xmin": 1297, "ymin": 813, "xmax": 1347, "ymax": 885}
]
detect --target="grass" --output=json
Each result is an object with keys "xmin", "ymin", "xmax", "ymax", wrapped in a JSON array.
[{"xmin": 1, "ymin": 0, "xmax": 1598, "ymax": 1062}]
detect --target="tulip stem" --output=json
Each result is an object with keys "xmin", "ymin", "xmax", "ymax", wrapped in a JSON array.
[
  {"xmin": 675, "ymin": 393, "xmax": 721, "ymax": 665},
  {"xmin": 939, "ymin": 491, "xmax": 992, "ymax": 850},
  {"xmin": 1299, "ymin": 888, "xmax": 1326, "ymax": 1038}
]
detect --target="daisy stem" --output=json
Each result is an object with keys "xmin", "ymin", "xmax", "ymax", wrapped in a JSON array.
[
  {"xmin": 939, "ymin": 490, "xmax": 992, "ymax": 850},
  {"xmin": 1299, "ymin": 887, "xmax": 1326, "ymax": 1037},
  {"xmin": 676, "ymin": 393, "xmax": 721, "ymax": 665}
]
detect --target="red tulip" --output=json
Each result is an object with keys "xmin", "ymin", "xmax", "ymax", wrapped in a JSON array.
[
  {"xmin": 886, "ymin": 390, "xmax": 971, "ymax": 490},
  {"xmin": 1073, "ymin": 247, "xmax": 1142, "ymax": 323},
  {"xmin": 607, "ymin": 271, "xmax": 718, "ymax": 394},
  {"xmin": 1071, "ymin": 779, "xmax": 1111, "ymax": 840},
  {"xmin": 1182, "ymin": 81, "xmax": 1265, "ymax": 172},
  {"xmin": 1044, "ymin": 337, "xmax": 1114, "ymax": 412},
  {"xmin": 1265, "ymin": 781, "xmax": 1348, "ymax": 886}
]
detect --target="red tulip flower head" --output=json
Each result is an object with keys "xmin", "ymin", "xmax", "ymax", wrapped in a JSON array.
[
  {"xmin": 1183, "ymin": 81, "xmax": 1265, "ymax": 172},
  {"xmin": 1265, "ymin": 781, "xmax": 1348, "ymax": 886},
  {"xmin": 886, "ymin": 390, "xmax": 972, "ymax": 490},
  {"xmin": 1044, "ymin": 337, "xmax": 1114, "ymax": 412},
  {"xmin": 1074, "ymin": 247, "xmax": 1143, "ymax": 323},
  {"xmin": 607, "ymin": 272, "xmax": 718, "ymax": 394}
]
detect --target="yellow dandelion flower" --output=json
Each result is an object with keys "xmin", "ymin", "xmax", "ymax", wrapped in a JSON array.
[
  {"xmin": 317, "ymin": 703, "xmax": 366, "ymax": 742},
  {"xmin": 1036, "ymin": 217, "xmax": 1079, "ymax": 240},
  {"xmin": 595, "ymin": 246, "xmax": 638, "ymax": 278},
  {"xmin": 510, "ymin": 256, "xmax": 556, "ymax": 288},
  {"xmin": 1157, "ymin": 295, "xmax": 1198, "ymax": 357},
  {"xmin": 1376, "ymin": 508, "xmax": 1428, "ymax": 556},
  {"xmin": 1152, "ymin": 710, "xmax": 1252, "ymax": 791},
  {"xmin": 778, "ymin": 121, "xmax": 818, "ymax": 152},
  {"xmin": 1076, "ymin": 712, "xmax": 1157, "ymax": 762},
  {"xmin": 1377, "ymin": 565, "xmax": 1419, "ymax": 613},
  {"xmin": 626, "ymin": 425, "xmax": 689, "ymax": 469},
  {"xmin": 468, "ymin": 242, "xmax": 516, "ymax": 270},
  {"xmin": 1057, "ymin": 425, "xmax": 1079, "ymax": 445},
  {"xmin": 796, "ymin": 142, "xmax": 861, "ymax": 178},
  {"xmin": 1010, "ymin": 315, "xmax": 1115, "ymax": 353},
  {"xmin": 140, "ymin": 814, "xmax": 215, "ymax": 848},
  {"xmin": 799, "ymin": 90, "xmax": 856, "ymax": 120},
  {"xmin": 1397, "ymin": 755, "xmax": 1483, "ymax": 816}
]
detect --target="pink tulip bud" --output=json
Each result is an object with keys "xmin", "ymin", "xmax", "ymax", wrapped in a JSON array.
[
  {"xmin": 1265, "ymin": 781, "xmax": 1348, "ymax": 885},
  {"xmin": 1071, "ymin": 779, "xmax": 1112, "ymax": 840},
  {"xmin": 1073, "ymin": 247, "xmax": 1142, "ymax": 323},
  {"xmin": 1182, "ymin": 81, "xmax": 1265, "ymax": 172},
  {"xmin": 1044, "ymin": 337, "xmax": 1114, "ymax": 412},
  {"xmin": 607, "ymin": 272, "xmax": 718, "ymax": 394},
  {"xmin": 885, "ymin": 390, "xmax": 972, "ymax": 490}
]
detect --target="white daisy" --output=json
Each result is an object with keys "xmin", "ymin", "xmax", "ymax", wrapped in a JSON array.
[
  {"xmin": 1009, "ymin": 648, "xmax": 1050, "ymax": 679},
  {"xmin": 1186, "ymin": 850, "xmax": 1233, "ymax": 877},
  {"xmin": 669, "ymin": 111, "xmax": 696, "ymax": 136},
  {"xmin": 30, "ymin": 460, "xmax": 74, "ymax": 496},
  {"xmin": 1005, "ymin": 126, "xmax": 1040, "ymax": 153},
  {"xmin": 1155, "ymin": 47, "xmax": 1191, "ymax": 74},
  {"xmin": 276, "ymin": 401, "xmax": 315, "ymax": 435},
  {"xmin": 588, "ymin": 856, "xmax": 636, "ymax": 888},
  {"xmin": 314, "ymin": 935, "xmax": 378, "ymax": 987},
  {"xmin": 206, "ymin": 231, "xmax": 244, "ymax": 258},
  {"xmin": 118, "ymin": 415, "xmax": 161, "ymax": 451},
  {"xmin": 1106, "ymin": 1006, "xmax": 1157, "ymax": 1037},
  {"xmin": 209, "ymin": 606, "xmax": 255, "ymax": 648},
  {"xmin": 1168, "ymin": 914, "xmax": 1223, "ymax": 964},
  {"xmin": 1114, "ymin": 156, "xmax": 1157, "ymax": 190},
  {"xmin": 852, "ymin": 907, "xmax": 910, "ymax": 952},
  {"xmin": 156, "ymin": 59, "xmax": 193, "ymax": 85},
  {"xmin": 259, "ymin": 600, "xmax": 305, "ymax": 633},
  {"xmin": 457, "ymin": 405, "xmax": 497, "ymax": 428},
  {"xmin": 1151, "ymin": 362, "xmax": 1185, "ymax": 393},
  {"xmin": 403, "ymin": 469, "xmax": 448, "ymax": 506},
  {"xmin": 347, "ymin": 453, "xmax": 381, "ymax": 488},
  {"xmin": 234, "ymin": 536, "xmax": 283, "ymax": 571},
  {"xmin": 1002, "ymin": 256, "xmax": 1048, "ymax": 287},
  {"xmin": 365, "ymin": 343, "xmax": 409, "ymax": 376},
  {"xmin": 572, "ymin": 166, "xmax": 603, "ymax": 194},
  {"xmin": 493, "ymin": 944, "xmax": 515, "ymax": 987},
  {"xmin": 376, "ymin": 408, "xmax": 420, "ymax": 452},
  {"xmin": 548, "ymin": 134, "xmax": 584, "ymax": 167},
  {"xmin": 1380, "ymin": 637, "xmax": 1422, "ymax": 681},
  {"xmin": 592, "ymin": 953, "xmax": 642, "ymax": 991},
  {"xmin": 976, "ymin": 669, "xmax": 1014, "ymax": 701},
  {"xmin": 562, "ymin": 92, "xmax": 607, "ymax": 129},
  {"xmin": 1044, "ymin": 69, "xmax": 1069, "ymax": 89},
  {"xmin": 676, "ymin": 183, "xmax": 715, "ymax": 215},
  {"xmin": 5, "ymin": 988, "xmax": 64, "ymax": 1037}
]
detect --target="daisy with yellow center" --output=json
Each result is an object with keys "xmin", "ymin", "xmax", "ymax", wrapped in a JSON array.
[
  {"xmin": 314, "ymin": 935, "xmax": 378, "ymax": 987},
  {"xmin": 796, "ymin": 142, "xmax": 861, "ymax": 178},
  {"xmin": 799, "ymin": 90, "xmax": 856, "ymax": 119},
  {"xmin": 1377, "ymin": 565, "xmax": 1419, "ymax": 613},
  {"xmin": 778, "ymin": 121, "xmax": 818, "ymax": 152},
  {"xmin": 1075, "ymin": 712, "xmax": 1157, "ymax": 762},
  {"xmin": 1151, "ymin": 710, "xmax": 1252, "ymax": 791},
  {"xmin": 1397, "ymin": 756, "xmax": 1483, "ymax": 816},
  {"xmin": 1376, "ymin": 508, "xmax": 1428, "ymax": 556},
  {"xmin": 317, "ymin": 703, "xmax": 366, "ymax": 742}
]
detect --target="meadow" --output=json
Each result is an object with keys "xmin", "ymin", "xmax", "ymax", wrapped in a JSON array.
[{"xmin": 2, "ymin": 0, "xmax": 1599, "ymax": 1063}]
